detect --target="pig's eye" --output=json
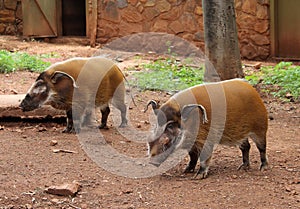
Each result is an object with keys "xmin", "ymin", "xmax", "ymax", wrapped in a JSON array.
[
  {"xmin": 167, "ymin": 124, "xmax": 173, "ymax": 129},
  {"xmin": 166, "ymin": 123, "xmax": 176, "ymax": 131}
]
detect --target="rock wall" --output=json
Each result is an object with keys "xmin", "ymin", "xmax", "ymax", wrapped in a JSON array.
[
  {"xmin": 0, "ymin": 0, "xmax": 270, "ymax": 60},
  {"xmin": 0, "ymin": 0, "xmax": 22, "ymax": 35},
  {"xmin": 97, "ymin": 0, "xmax": 270, "ymax": 60},
  {"xmin": 235, "ymin": 0, "xmax": 270, "ymax": 60},
  {"xmin": 97, "ymin": 0, "xmax": 205, "ymax": 50}
]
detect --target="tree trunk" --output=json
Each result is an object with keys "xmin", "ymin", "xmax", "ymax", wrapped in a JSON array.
[{"xmin": 202, "ymin": 0, "xmax": 244, "ymax": 82}]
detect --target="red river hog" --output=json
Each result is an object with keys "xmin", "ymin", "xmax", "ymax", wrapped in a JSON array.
[
  {"xmin": 145, "ymin": 79, "xmax": 268, "ymax": 179},
  {"xmin": 20, "ymin": 57, "xmax": 128, "ymax": 133}
]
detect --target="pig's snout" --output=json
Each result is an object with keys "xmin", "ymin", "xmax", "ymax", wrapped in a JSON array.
[
  {"xmin": 149, "ymin": 144, "xmax": 176, "ymax": 167},
  {"xmin": 19, "ymin": 95, "xmax": 38, "ymax": 112}
]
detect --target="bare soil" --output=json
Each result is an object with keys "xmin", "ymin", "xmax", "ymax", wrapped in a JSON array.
[{"xmin": 0, "ymin": 36, "xmax": 299, "ymax": 209}]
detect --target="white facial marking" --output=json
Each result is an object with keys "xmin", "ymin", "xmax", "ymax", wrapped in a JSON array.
[{"xmin": 32, "ymin": 85, "xmax": 47, "ymax": 95}]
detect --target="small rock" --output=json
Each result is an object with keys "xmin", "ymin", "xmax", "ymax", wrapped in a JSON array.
[
  {"xmin": 285, "ymin": 93, "xmax": 293, "ymax": 99},
  {"xmin": 25, "ymin": 204, "xmax": 33, "ymax": 209},
  {"xmin": 122, "ymin": 189, "xmax": 133, "ymax": 194},
  {"xmin": 50, "ymin": 140, "xmax": 58, "ymax": 146},
  {"xmin": 232, "ymin": 174, "xmax": 238, "ymax": 179},
  {"xmin": 253, "ymin": 62, "xmax": 262, "ymax": 69},
  {"xmin": 136, "ymin": 124, "xmax": 142, "ymax": 128},
  {"xmin": 52, "ymin": 149, "xmax": 77, "ymax": 154},
  {"xmin": 38, "ymin": 127, "xmax": 47, "ymax": 132},
  {"xmin": 285, "ymin": 186, "xmax": 292, "ymax": 192},
  {"xmin": 144, "ymin": 120, "xmax": 150, "ymax": 124},
  {"xmin": 0, "ymin": 125, "xmax": 4, "ymax": 130},
  {"xmin": 116, "ymin": 57, "xmax": 124, "ymax": 62},
  {"xmin": 15, "ymin": 129, "xmax": 23, "ymax": 133},
  {"xmin": 45, "ymin": 181, "xmax": 80, "ymax": 196},
  {"xmin": 51, "ymin": 198, "xmax": 61, "ymax": 204},
  {"xmin": 11, "ymin": 89, "xmax": 18, "ymax": 94}
]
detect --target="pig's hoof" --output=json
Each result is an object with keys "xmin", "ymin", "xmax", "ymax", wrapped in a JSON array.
[
  {"xmin": 237, "ymin": 163, "xmax": 250, "ymax": 171},
  {"xmin": 119, "ymin": 123, "xmax": 127, "ymax": 128},
  {"xmin": 62, "ymin": 127, "xmax": 76, "ymax": 134},
  {"xmin": 98, "ymin": 124, "xmax": 109, "ymax": 130},
  {"xmin": 193, "ymin": 166, "xmax": 209, "ymax": 179},
  {"xmin": 260, "ymin": 161, "xmax": 268, "ymax": 171},
  {"xmin": 183, "ymin": 166, "xmax": 195, "ymax": 173}
]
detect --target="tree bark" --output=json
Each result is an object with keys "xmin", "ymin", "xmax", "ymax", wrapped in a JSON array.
[{"xmin": 202, "ymin": 0, "xmax": 244, "ymax": 82}]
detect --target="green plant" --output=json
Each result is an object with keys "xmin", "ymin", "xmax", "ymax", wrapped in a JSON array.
[
  {"xmin": 0, "ymin": 50, "xmax": 55, "ymax": 73},
  {"xmin": 245, "ymin": 62, "xmax": 300, "ymax": 100},
  {"xmin": 131, "ymin": 57, "xmax": 204, "ymax": 92}
]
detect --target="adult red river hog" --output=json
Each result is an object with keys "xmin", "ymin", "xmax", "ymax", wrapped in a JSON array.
[
  {"xmin": 145, "ymin": 79, "xmax": 268, "ymax": 179},
  {"xmin": 19, "ymin": 57, "xmax": 128, "ymax": 133}
]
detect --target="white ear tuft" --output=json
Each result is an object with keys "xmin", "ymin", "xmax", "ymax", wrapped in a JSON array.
[
  {"xmin": 50, "ymin": 71, "xmax": 79, "ymax": 88},
  {"xmin": 181, "ymin": 104, "xmax": 208, "ymax": 124}
]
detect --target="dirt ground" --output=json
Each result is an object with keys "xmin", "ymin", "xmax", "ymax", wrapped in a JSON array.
[{"xmin": 0, "ymin": 36, "xmax": 299, "ymax": 209}]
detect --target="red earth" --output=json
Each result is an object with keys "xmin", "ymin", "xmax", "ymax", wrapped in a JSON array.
[{"xmin": 0, "ymin": 36, "xmax": 299, "ymax": 208}]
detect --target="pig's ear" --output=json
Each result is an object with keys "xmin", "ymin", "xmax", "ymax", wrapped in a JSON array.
[
  {"xmin": 50, "ymin": 71, "xmax": 79, "ymax": 88},
  {"xmin": 144, "ymin": 100, "xmax": 160, "ymax": 113},
  {"xmin": 181, "ymin": 104, "xmax": 208, "ymax": 124}
]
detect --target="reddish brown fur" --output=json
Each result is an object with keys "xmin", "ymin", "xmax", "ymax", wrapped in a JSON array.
[
  {"xmin": 148, "ymin": 79, "xmax": 268, "ymax": 178},
  {"xmin": 20, "ymin": 57, "xmax": 127, "ymax": 133}
]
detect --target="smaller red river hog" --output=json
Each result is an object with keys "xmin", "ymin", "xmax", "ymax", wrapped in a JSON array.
[
  {"xmin": 19, "ymin": 57, "xmax": 128, "ymax": 133},
  {"xmin": 145, "ymin": 79, "xmax": 268, "ymax": 179}
]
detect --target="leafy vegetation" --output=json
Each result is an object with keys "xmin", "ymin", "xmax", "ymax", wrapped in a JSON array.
[
  {"xmin": 245, "ymin": 62, "xmax": 300, "ymax": 100},
  {"xmin": 131, "ymin": 57, "xmax": 204, "ymax": 92},
  {"xmin": 0, "ymin": 50, "xmax": 56, "ymax": 73}
]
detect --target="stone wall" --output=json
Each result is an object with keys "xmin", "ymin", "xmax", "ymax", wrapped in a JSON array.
[
  {"xmin": 235, "ymin": 0, "xmax": 270, "ymax": 60},
  {"xmin": 97, "ymin": 0, "xmax": 205, "ymax": 49},
  {"xmin": 97, "ymin": 0, "xmax": 270, "ymax": 60},
  {"xmin": 0, "ymin": 0, "xmax": 270, "ymax": 60},
  {"xmin": 0, "ymin": 0, "xmax": 22, "ymax": 35}
]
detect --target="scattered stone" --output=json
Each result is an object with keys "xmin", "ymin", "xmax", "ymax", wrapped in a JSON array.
[
  {"xmin": 136, "ymin": 123, "xmax": 142, "ymax": 128},
  {"xmin": 50, "ymin": 140, "xmax": 58, "ymax": 146},
  {"xmin": 285, "ymin": 93, "xmax": 293, "ymax": 99},
  {"xmin": 53, "ymin": 149, "xmax": 77, "ymax": 154},
  {"xmin": 253, "ymin": 62, "xmax": 262, "ymax": 69},
  {"xmin": 38, "ymin": 127, "xmax": 47, "ymax": 132},
  {"xmin": 285, "ymin": 185, "xmax": 292, "ymax": 192},
  {"xmin": 45, "ymin": 181, "xmax": 80, "ymax": 197},
  {"xmin": 11, "ymin": 89, "xmax": 18, "ymax": 94},
  {"xmin": 116, "ymin": 57, "xmax": 124, "ymax": 62},
  {"xmin": 15, "ymin": 128, "xmax": 22, "ymax": 133},
  {"xmin": 0, "ymin": 125, "xmax": 4, "ymax": 130},
  {"xmin": 25, "ymin": 204, "xmax": 33, "ymax": 209},
  {"xmin": 51, "ymin": 198, "xmax": 62, "ymax": 204},
  {"xmin": 122, "ymin": 189, "xmax": 133, "ymax": 194}
]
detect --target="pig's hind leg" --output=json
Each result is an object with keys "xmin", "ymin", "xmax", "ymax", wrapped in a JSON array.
[
  {"xmin": 99, "ymin": 106, "xmax": 110, "ymax": 129},
  {"xmin": 112, "ymin": 99, "xmax": 128, "ymax": 128},
  {"xmin": 238, "ymin": 138, "xmax": 251, "ymax": 170},
  {"xmin": 250, "ymin": 133, "xmax": 268, "ymax": 171}
]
